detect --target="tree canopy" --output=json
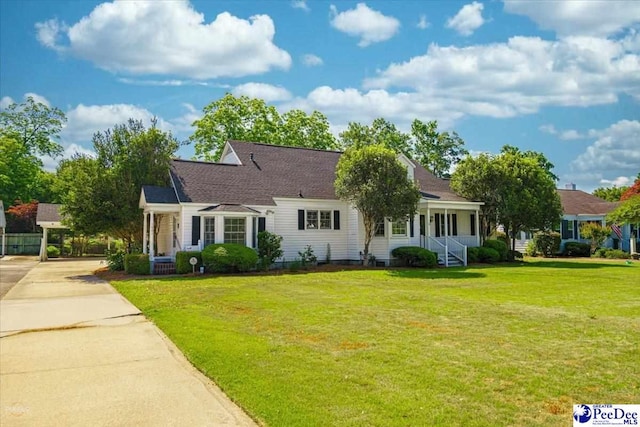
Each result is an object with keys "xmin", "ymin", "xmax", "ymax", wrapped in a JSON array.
[
  {"xmin": 607, "ymin": 196, "xmax": 640, "ymax": 227},
  {"xmin": 620, "ymin": 176, "xmax": 640, "ymax": 201},
  {"xmin": 410, "ymin": 119, "xmax": 468, "ymax": 178},
  {"xmin": 335, "ymin": 144, "xmax": 420, "ymax": 263},
  {"xmin": 592, "ymin": 186, "xmax": 628, "ymax": 202}
]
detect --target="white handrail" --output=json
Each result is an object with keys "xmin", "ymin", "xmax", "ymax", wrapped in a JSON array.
[
  {"xmin": 427, "ymin": 236, "xmax": 447, "ymax": 266},
  {"xmin": 446, "ymin": 237, "xmax": 467, "ymax": 266}
]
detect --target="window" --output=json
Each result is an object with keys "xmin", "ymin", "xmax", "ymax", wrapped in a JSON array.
[
  {"xmin": 204, "ymin": 217, "xmax": 215, "ymax": 247},
  {"xmin": 392, "ymin": 219, "xmax": 407, "ymax": 236},
  {"xmin": 320, "ymin": 211, "xmax": 332, "ymax": 229},
  {"xmin": 306, "ymin": 210, "xmax": 332, "ymax": 230},
  {"xmin": 224, "ymin": 218, "xmax": 246, "ymax": 245},
  {"xmin": 306, "ymin": 210, "xmax": 318, "ymax": 229},
  {"xmin": 374, "ymin": 219, "xmax": 385, "ymax": 237}
]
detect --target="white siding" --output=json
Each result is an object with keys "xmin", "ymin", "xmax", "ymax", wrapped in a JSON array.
[{"xmin": 155, "ymin": 214, "xmax": 172, "ymax": 256}]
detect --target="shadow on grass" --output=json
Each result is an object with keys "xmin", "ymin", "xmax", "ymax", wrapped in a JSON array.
[
  {"xmin": 522, "ymin": 260, "xmax": 636, "ymax": 269},
  {"xmin": 386, "ymin": 268, "xmax": 486, "ymax": 280}
]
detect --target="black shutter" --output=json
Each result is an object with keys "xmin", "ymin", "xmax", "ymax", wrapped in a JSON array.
[
  {"xmin": 435, "ymin": 214, "xmax": 441, "ymax": 237},
  {"xmin": 258, "ymin": 217, "xmax": 266, "ymax": 232},
  {"xmin": 191, "ymin": 216, "xmax": 201, "ymax": 246},
  {"xmin": 573, "ymin": 220, "xmax": 578, "ymax": 239},
  {"xmin": 420, "ymin": 215, "xmax": 426, "ymax": 236},
  {"xmin": 561, "ymin": 220, "xmax": 569, "ymax": 239},
  {"xmin": 410, "ymin": 216, "xmax": 414, "ymax": 237},
  {"xmin": 452, "ymin": 214, "xmax": 458, "ymax": 236},
  {"xmin": 333, "ymin": 210, "xmax": 340, "ymax": 230},
  {"xmin": 298, "ymin": 210, "xmax": 305, "ymax": 230},
  {"xmin": 252, "ymin": 218, "xmax": 257, "ymax": 248},
  {"xmin": 470, "ymin": 214, "xmax": 476, "ymax": 236}
]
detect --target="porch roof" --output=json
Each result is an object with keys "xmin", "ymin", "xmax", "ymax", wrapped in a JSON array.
[
  {"xmin": 36, "ymin": 203, "xmax": 68, "ymax": 228},
  {"xmin": 199, "ymin": 204, "xmax": 260, "ymax": 214},
  {"xmin": 141, "ymin": 185, "xmax": 179, "ymax": 204}
]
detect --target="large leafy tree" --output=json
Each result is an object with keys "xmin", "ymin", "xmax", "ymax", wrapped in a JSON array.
[
  {"xmin": 620, "ymin": 176, "xmax": 640, "ymax": 201},
  {"xmin": 607, "ymin": 196, "xmax": 640, "ymax": 229},
  {"xmin": 0, "ymin": 135, "xmax": 41, "ymax": 203},
  {"xmin": 579, "ymin": 222, "xmax": 611, "ymax": 254},
  {"xmin": 335, "ymin": 144, "xmax": 420, "ymax": 264},
  {"xmin": 191, "ymin": 94, "xmax": 337, "ymax": 161},
  {"xmin": 593, "ymin": 186, "xmax": 628, "ymax": 202},
  {"xmin": 340, "ymin": 118, "xmax": 412, "ymax": 157},
  {"xmin": 411, "ymin": 119, "xmax": 468, "ymax": 178}
]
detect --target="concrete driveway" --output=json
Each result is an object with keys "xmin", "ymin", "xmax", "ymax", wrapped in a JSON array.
[
  {"xmin": 0, "ymin": 259, "xmax": 257, "ymax": 426},
  {"xmin": 0, "ymin": 256, "xmax": 39, "ymax": 299}
]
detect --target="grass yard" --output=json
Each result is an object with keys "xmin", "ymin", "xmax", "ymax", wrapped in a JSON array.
[{"xmin": 111, "ymin": 259, "xmax": 640, "ymax": 426}]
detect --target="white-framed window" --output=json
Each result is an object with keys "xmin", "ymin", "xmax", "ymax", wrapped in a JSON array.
[
  {"xmin": 306, "ymin": 210, "xmax": 332, "ymax": 230},
  {"xmin": 306, "ymin": 210, "xmax": 318, "ymax": 229},
  {"xmin": 374, "ymin": 219, "xmax": 385, "ymax": 237},
  {"xmin": 320, "ymin": 210, "xmax": 332, "ymax": 229},
  {"xmin": 392, "ymin": 219, "xmax": 407, "ymax": 236},
  {"xmin": 224, "ymin": 217, "xmax": 246, "ymax": 245},
  {"xmin": 204, "ymin": 217, "xmax": 215, "ymax": 247}
]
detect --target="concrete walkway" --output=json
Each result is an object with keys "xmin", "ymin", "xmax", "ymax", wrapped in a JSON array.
[{"xmin": 0, "ymin": 259, "xmax": 257, "ymax": 426}]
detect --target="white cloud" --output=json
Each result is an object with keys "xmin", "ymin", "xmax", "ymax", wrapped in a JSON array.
[
  {"xmin": 417, "ymin": 15, "xmax": 430, "ymax": 30},
  {"xmin": 0, "ymin": 96, "xmax": 14, "ymax": 110},
  {"xmin": 233, "ymin": 82, "xmax": 292, "ymax": 102},
  {"xmin": 446, "ymin": 2, "xmax": 485, "ymax": 36},
  {"xmin": 569, "ymin": 120, "xmax": 640, "ymax": 189},
  {"xmin": 302, "ymin": 54, "xmax": 324, "ymax": 67},
  {"xmin": 117, "ymin": 78, "xmax": 226, "ymax": 87},
  {"xmin": 539, "ymin": 124, "xmax": 557, "ymax": 135},
  {"xmin": 600, "ymin": 176, "xmax": 633, "ymax": 187},
  {"xmin": 41, "ymin": 143, "xmax": 96, "ymax": 172},
  {"xmin": 503, "ymin": 0, "xmax": 640, "ymax": 37},
  {"xmin": 291, "ymin": 0, "xmax": 310, "ymax": 12},
  {"xmin": 364, "ymin": 35, "xmax": 640, "ymax": 116},
  {"xmin": 329, "ymin": 3, "xmax": 400, "ymax": 47},
  {"xmin": 0, "ymin": 93, "xmax": 51, "ymax": 109},
  {"xmin": 35, "ymin": 0, "xmax": 291, "ymax": 79}
]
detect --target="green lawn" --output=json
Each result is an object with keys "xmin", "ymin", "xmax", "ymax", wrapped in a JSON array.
[{"xmin": 112, "ymin": 259, "xmax": 640, "ymax": 426}]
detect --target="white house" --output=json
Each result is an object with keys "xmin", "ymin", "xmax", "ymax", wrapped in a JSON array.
[{"xmin": 139, "ymin": 141, "xmax": 483, "ymax": 271}]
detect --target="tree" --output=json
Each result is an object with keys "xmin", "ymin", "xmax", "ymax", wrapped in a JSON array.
[
  {"xmin": 411, "ymin": 119, "xmax": 468, "ymax": 178},
  {"xmin": 0, "ymin": 96, "xmax": 66, "ymax": 158},
  {"xmin": 5, "ymin": 200, "xmax": 39, "ymax": 233},
  {"xmin": 607, "ymin": 196, "xmax": 640, "ymax": 229},
  {"xmin": 620, "ymin": 177, "xmax": 640, "ymax": 201},
  {"xmin": 0, "ymin": 134, "xmax": 41, "ymax": 203},
  {"xmin": 191, "ymin": 94, "xmax": 337, "ymax": 161},
  {"xmin": 340, "ymin": 118, "xmax": 412, "ymax": 157},
  {"xmin": 579, "ymin": 222, "xmax": 610, "ymax": 254},
  {"xmin": 593, "ymin": 186, "xmax": 628, "ymax": 202},
  {"xmin": 335, "ymin": 144, "xmax": 420, "ymax": 264}
]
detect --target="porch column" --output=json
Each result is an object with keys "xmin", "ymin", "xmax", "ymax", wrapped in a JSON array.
[
  {"xmin": 475, "ymin": 209, "xmax": 480, "ymax": 247},
  {"xmin": 444, "ymin": 208, "xmax": 449, "ymax": 267},
  {"xmin": 149, "ymin": 211, "xmax": 155, "ymax": 259},
  {"xmin": 426, "ymin": 207, "xmax": 431, "ymax": 238},
  {"xmin": 143, "ymin": 212, "xmax": 148, "ymax": 255},
  {"xmin": 40, "ymin": 227, "xmax": 49, "ymax": 261},
  {"xmin": 245, "ymin": 216, "xmax": 253, "ymax": 247}
]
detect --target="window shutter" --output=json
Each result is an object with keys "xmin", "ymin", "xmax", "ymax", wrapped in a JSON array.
[
  {"xmin": 298, "ymin": 210, "xmax": 305, "ymax": 230},
  {"xmin": 258, "ymin": 217, "xmax": 266, "ymax": 232},
  {"xmin": 573, "ymin": 220, "xmax": 578, "ymax": 239},
  {"xmin": 561, "ymin": 220, "xmax": 569, "ymax": 239},
  {"xmin": 420, "ymin": 215, "xmax": 426, "ymax": 236},
  {"xmin": 452, "ymin": 214, "xmax": 458, "ymax": 236},
  {"xmin": 435, "ymin": 214, "xmax": 441, "ymax": 237},
  {"xmin": 191, "ymin": 216, "xmax": 201, "ymax": 246},
  {"xmin": 410, "ymin": 216, "xmax": 414, "ymax": 237},
  {"xmin": 470, "ymin": 214, "xmax": 476, "ymax": 236},
  {"xmin": 333, "ymin": 210, "xmax": 340, "ymax": 230}
]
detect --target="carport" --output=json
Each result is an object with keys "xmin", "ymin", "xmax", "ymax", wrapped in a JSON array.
[{"xmin": 36, "ymin": 203, "xmax": 68, "ymax": 261}]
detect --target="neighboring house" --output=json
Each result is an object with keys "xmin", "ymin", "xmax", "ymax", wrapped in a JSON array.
[
  {"xmin": 139, "ymin": 141, "xmax": 483, "ymax": 269},
  {"xmin": 36, "ymin": 203, "xmax": 68, "ymax": 261},
  {"xmin": 515, "ymin": 185, "xmax": 638, "ymax": 252}
]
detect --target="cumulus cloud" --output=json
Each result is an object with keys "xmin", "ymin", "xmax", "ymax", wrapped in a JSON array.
[
  {"xmin": 41, "ymin": 143, "xmax": 96, "ymax": 172},
  {"xmin": 302, "ymin": 54, "xmax": 324, "ymax": 67},
  {"xmin": 0, "ymin": 93, "xmax": 51, "ymax": 109},
  {"xmin": 35, "ymin": 0, "xmax": 291, "ymax": 79},
  {"xmin": 233, "ymin": 82, "xmax": 292, "ymax": 102},
  {"xmin": 417, "ymin": 15, "xmax": 430, "ymax": 30},
  {"xmin": 364, "ymin": 35, "xmax": 640, "ymax": 116},
  {"xmin": 0, "ymin": 96, "xmax": 15, "ymax": 110},
  {"xmin": 329, "ymin": 3, "xmax": 400, "ymax": 47},
  {"xmin": 291, "ymin": 0, "xmax": 310, "ymax": 12},
  {"xmin": 600, "ymin": 176, "xmax": 633, "ymax": 187},
  {"xmin": 446, "ymin": 2, "xmax": 485, "ymax": 36},
  {"xmin": 503, "ymin": 0, "xmax": 640, "ymax": 37}
]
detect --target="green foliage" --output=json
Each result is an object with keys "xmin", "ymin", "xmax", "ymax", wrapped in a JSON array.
[
  {"xmin": 124, "ymin": 253, "xmax": 150, "ymax": 275},
  {"xmin": 175, "ymin": 251, "xmax": 203, "ymax": 274},
  {"xmin": 340, "ymin": 118, "xmax": 412, "ymax": 158},
  {"xmin": 0, "ymin": 135, "xmax": 42, "ymax": 204},
  {"xmin": 509, "ymin": 250, "xmax": 524, "ymax": 261},
  {"xmin": 190, "ymin": 94, "xmax": 338, "ymax": 161},
  {"xmin": 593, "ymin": 186, "xmax": 627, "ymax": 202},
  {"xmin": 493, "ymin": 232, "xmax": 509, "ymax": 247},
  {"xmin": 106, "ymin": 249, "xmax": 126, "ymax": 271},
  {"xmin": 410, "ymin": 119, "xmax": 468, "ymax": 178},
  {"xmin": 202, "ymin": 243, "xmax": 258, "ymax": 273},
  {"xmin": 391, "ymin": 246, "xmax": 437, "ymax": 268},
  {"xmin": 467, "ymin": 246, "xmax": 479, "ymax": 263},
  {"xmin": 477, "ymin": 247, "xmax": 501, "ymax": 263},
  {"xmin": 483, "ymin": 239, "xmax": 508, "ymax": 261},
  {"xmin": 533, "ymin": 231, "xmax": 561, "ymax": 257},
  {"xmin": 335, "ymin": 144, "xmax": 420, "ymax": 263},
  {"xmin": 257, "ymin": 231, "xmax": 283, "ymax": 270},
  {"xmin": 607, "ymin": 195, "xmax": 640, "ymax": 226},
  {"xmin": 594, "ymin": 248, "xmax": 631, "ymax": 259},
  {"xmin": 298, "ymin": 245, "xmax": 317, "ymax": 266},
  {"xmin": 562, "ymin": 242, "xmax": 590, "ymax": 257},
  {"xmin": 46, "ymin": 245, "xmax": 60, "ymax": 258},
  {"xmin": 579, "ymin": 222, "xmax": 610, "ymax": 254},
  {"xmin": 525, "ymin": 240, "xmax": 539, "ymax": 257}
]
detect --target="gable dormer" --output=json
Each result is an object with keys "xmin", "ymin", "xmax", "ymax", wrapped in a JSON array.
[
  {"xmin": 397, "ymin": 152, "xmax": 416, "ymax": 181},
  {"xmin": 219, "ymin": 142, "xmax": 242, "ymax": 165}
]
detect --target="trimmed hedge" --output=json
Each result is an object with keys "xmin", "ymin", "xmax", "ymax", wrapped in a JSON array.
[
  {"xmin": 478, "ymin": 247, "xmax": 501, "ymax": 263},
  {"xmin": 176, "ymin": 251, "xmax": 203, "ymax": 274},
  {"xmin": 483, "ymin": 239, "xmax": 508, "ymax": 261},
  {"xmin": 563, "ymin": 242, "xmax": 590, "ymax": 257},
  {"xmin": 594, "ymin": 248, "xmax": 631, "ymax": 259},
  {"xmin": 124, "ymin": 253, "xmax": 150, "ymax": 275},
  {"xmin": 532, "ymin": 231, "xmax": 561, "ymax": 257},
  {"xmin": 202, "ymin": 244, "xmax": 258, "ymax": 273},
  {"xmin": 47, "ymin": 245, "xmax": 60, "ymax": 258},
  {"xmin": 391, "ymin": 246, "xmax": 437, "ymax": 268},
  {"xmin": 467, "ymin": 247, "xmax": 479, "ymax": 263}
]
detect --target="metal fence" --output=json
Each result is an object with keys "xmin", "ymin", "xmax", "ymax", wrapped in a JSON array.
[{"xmin": 3, "ymin": 233, "xmax": 42, "ymax": 255}]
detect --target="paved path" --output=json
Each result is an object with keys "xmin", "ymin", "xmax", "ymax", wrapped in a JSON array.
[
  {"xmin": 0, "ymin": 259, "xmax": 257, "ymax": 427},
  {"xmin": 0, "ymin": 256, "xmax": 39, "ymax": 299}
]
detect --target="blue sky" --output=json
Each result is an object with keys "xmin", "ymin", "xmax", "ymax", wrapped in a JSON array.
[{"xmin": 1, "ymin": 0, "xmax": 639, "ymax": 192}]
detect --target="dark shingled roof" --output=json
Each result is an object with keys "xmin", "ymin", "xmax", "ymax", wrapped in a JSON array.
[
  {"xmin": 142, "ymin": 185, "xmax": 179, "ymax": 204},
  {"xmin": 169, "ymin": 141, "xmax": 474, "ymax": 205},
  {"xmin": 558, "ymin": 189, "xmax": 619, "ymax": 215},
  {"xmin": 36, "ymin": 203, "xmax": 62, "ymax": 223},
  {"xmin": 199, "ymin": 204, "xmax": 260, "ymax": 213}
]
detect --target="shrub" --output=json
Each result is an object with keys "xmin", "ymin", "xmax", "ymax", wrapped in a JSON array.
[
  {"xmin": 175, "ymin": 251, "xmax": 203, "ymax": 274},
  {"xmin": 494, "ymin": 232, "xmax": 509, "ymax": 247},
  {"xmin": 483, "ymin": 239, "xmax": 508, "ymax": 261},
  {"xmin": 202, "ymin": 244, "xmax": 258, "ymax": 273},
  {"xmin": 477, "ymin": 247, "xmax": 501, "ymax": 263},
  {"xmin": 467, "ymin": 247, "xmax": 479, "ymax": 263},
  {"xmin": 298, "ymin": 245, "xmax": 317, "ymax": 267},
  {"xmin": 533, "ymin": 231, "xmax": 561, "ymax": 257},
  {"xmin": 106, "ymin": 249, "xmax": 126, "ymax": 271},
  {"xmin": 509, "ymin": 250, "xmax": 524, "ymax": 261},
  {"xmin": 47, "ymin": 245, "xmax": 60, "ymax": 258},
  {"xmin": 525, "ymin": 240, "xmax": 538, "ymax": 257},
  {"xmin": 594, "ymin": 248, "xmax": 609, "ymax": 258},
  {"xmin": 391, "ymin": 246, "xmax": 437, "ymax": 268},
  {"xmin": 605, "ymin": 249, "xmax": 630, "ymax": 259},
  {"xmin": 124, "ymin": 253, "xmax": 150, "ymax": 275},
  {"xmin": 563, "ymin": 242, "xmax": 590, "ymax": 257},
  {"xmin": 257, "ymin": 231, "xmax": 283, "ymax": 270}
]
